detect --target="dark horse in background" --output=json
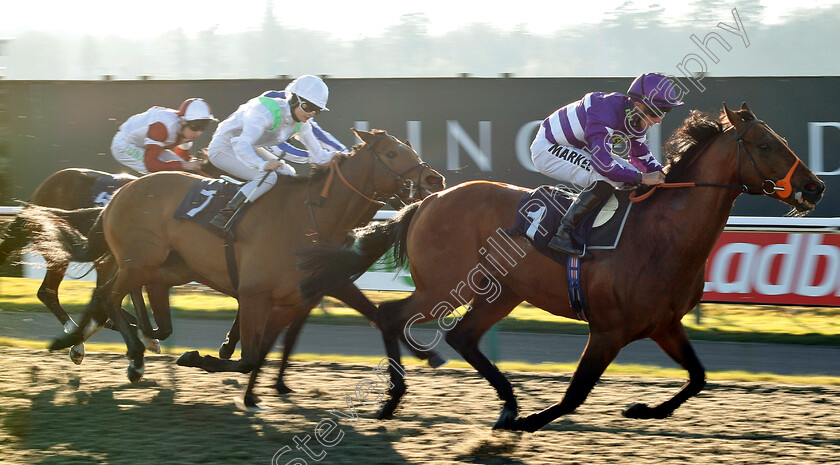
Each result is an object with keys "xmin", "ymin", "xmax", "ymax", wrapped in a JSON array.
[
  {"xmin": 30, "ymin": 129, "xmax": 445, "ymax": 406},
  {"xmin": 0, "ymin": 160, "xmax": 227, "ymax": 363},
  {"xmin": 0, "ymin": 168, "xmax": 139, "ymax": 363},
  {"xmin": 297, "ymin": 104, "xmax": 825, "ymax": 431}
]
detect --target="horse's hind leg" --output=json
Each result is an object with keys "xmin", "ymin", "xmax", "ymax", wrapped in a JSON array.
[
  {"xmin": 38, "ymin": 266, "xmax": 71, "ymax": 325},
  {"xmin": 444, "ymin": 284, "xmax": 523, "ymax": 428},
  {"xmin": 504, "ymin": 331, "xmax": 623, "ymax": 432},
  {"xmin": 331, "ymin": 284, "xmax": 446, "ymax": 368},
  {"xmin": 624, "ymin": 323, "xmax": 706, "ymax": 419},
  {"xmin": 38, "ymin": 266, "xmax": 88, "ymax": 364},
  {"xmin": 375, "ymin": 296, "xmax": 414, "ymax": 420}
]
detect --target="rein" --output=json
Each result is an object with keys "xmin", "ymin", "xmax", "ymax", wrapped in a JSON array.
[
  {"xmin": 630, "ymin": 119, "xmax": 801, "ymax": 203},
  {"xmin": 305, "ymin": 137, "xmax": 429, "ymax": 240}
]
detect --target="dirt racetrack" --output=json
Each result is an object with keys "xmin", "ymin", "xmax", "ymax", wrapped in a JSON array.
[{"xmin": 0, "ymin": 347, "xmax": 838, "ymax": 464}]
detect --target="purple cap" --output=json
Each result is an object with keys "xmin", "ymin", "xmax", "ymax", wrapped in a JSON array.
[{"xmin": 627, "ymin": 73, "xmax": 684, "ymax": 108}]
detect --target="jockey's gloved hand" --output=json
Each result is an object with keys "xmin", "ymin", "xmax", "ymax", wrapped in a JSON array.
[{"xmin": 274, "ymin": 159, "xmax": 296, "ymax": 176}]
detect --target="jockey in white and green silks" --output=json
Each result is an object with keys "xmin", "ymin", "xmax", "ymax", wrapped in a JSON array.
[{"xmin": 207, "ymin": 74, "xmax": 343, "ymax": 234}]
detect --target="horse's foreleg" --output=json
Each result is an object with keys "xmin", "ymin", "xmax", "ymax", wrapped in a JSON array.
[
  {"xmin": 49, "ymin": 282, "xmax": 110, "ymax": 351},
  {"xmin": 273, "ymin": 307, "xmax": 312, "ymax": 394},
  {"xmin": 128, "ymin": 288, "xmax": 160, "ymax": 354},
  {"xmin": 107, "ymin": 291, "xmax": 147, "ymax": 383},
  {"xmin": 146, "ymin": 284, "xmax": 173, "ymax": 340},
  {"xmin": 219, "ymin": 310, "xmax": 240, "ymax": 359},
  {"xmin": 624, "ymin": 323, "xmax": 706, "ymax": 419},
  {"xmin": 508, "ymin": 332, "xmax": 622, "ymax": 433},
  {"xmin": 444, "ymin": 287, "xmax": 522, "ymax": 428}
]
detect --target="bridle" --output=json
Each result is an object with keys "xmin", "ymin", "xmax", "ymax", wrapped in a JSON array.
[
  {"xmin": 630, "ymin": 118, "xmax": 801, "ymax": 202},
  {"xmin": 306, "ymin": 136, "xmax": 432, "ymax": 239}
]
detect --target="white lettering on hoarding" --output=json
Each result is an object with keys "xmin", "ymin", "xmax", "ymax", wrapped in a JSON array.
[
  {"xmin": 754, "ymin": 235, "xmax": 801, "ymax": 296},
  {"xmin": 706, "ymin": 242, "xmax": 759, "ymax": 293},
  {"xmin": 807, "ymin": 122, "xmax": 840, "ymax": 175},
  {"xmin": 705, "ymin": 233, "xmax": 840, "ymax": 301},
  {"xmin": 446, "ymin": 120, "xmax": 492, "ymax": 171},
  {"xmin": 798, "ymin": 234, "xmax": 840, "ymax": 297}
]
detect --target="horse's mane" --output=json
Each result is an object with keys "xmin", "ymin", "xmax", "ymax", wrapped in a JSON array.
[{"xmin": 663, "ymin": 108, "xmax": 754, "ymax": 179}]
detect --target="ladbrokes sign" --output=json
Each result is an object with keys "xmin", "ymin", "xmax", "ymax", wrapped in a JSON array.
[{"xmin": 704, "ymin": 232, "xmax": 840, "ymax": 306}]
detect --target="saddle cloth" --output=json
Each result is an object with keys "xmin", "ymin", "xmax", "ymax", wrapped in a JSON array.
[
  {"xmin": 508, "ymin": 185, "xmax": 632, "ymax": 264},
  {"xmin": 173, "ymin": 178, "xmax": 250, "ymax": 237},
  {"xmin": 91, "ymin": 173, "xmax": 137, "ymax": 206}
]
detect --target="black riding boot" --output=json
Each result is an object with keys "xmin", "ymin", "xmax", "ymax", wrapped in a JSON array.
[
  {"xmin": 548, "ymin": 181, "xmax": 616, "ymax": 256},
  {"xmin": 209, "ymin": 191, "xmax": 248, "ymax": 236}
]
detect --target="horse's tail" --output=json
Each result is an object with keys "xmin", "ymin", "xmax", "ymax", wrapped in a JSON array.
[
  {"xmin": 17, "ymin": 205, "xmax": 109, "ymax": 267},
  {"xmin": 297, "ymin": 202, "xmax": 421, "ymax": 302}
]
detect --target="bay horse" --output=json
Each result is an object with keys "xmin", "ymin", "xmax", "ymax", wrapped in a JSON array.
[
  {"xmin": 297, "ymin": 103, "xmax": 825, "ymax": 431},
  {"xmin": 36, "ymin": 129, "xmax": 445, "ymax": 406}
]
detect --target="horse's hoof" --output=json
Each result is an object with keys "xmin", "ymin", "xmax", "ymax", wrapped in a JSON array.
[
  {"xmin": 623, "ymin": 402, "xmax": 670, "ymax": 419},
  {"xmin": 427, "ymin": 354, "xmax": 448, "ymax": 369},
  {"xmin": 376, "ymin": 399, "xmax": 400, "ymax": 420},
  {"xmin": 69, "ymin": 344, "xmax": 85, "ymax": 365},
  {"xmin": 50, "ymin": 334, "xmax": 78, "ymax": 351},
  {"xmin": 146, "ymin": 339, "xmax": 161, "ymax": 354},
  {"xmin": 127, "ymin": 361, "xmax": 145, "ymax": 383},
  {"xmin": 236, "ymin": 393, "xmax": 268, "ymax": 412},
  {"xmin": 218, "ymin": 343, "xmax": 235, "ymax": 360},
  {"xmin": 492, "ymin": 406, "xmax": 518, "ymax": 430},
  {"xmin": 274, "ymin": 381, "xmax": 293, "ymax": 395},
  {"xmin": 176, "ymin": 350, "xmax": 201, "ymax": 367}
]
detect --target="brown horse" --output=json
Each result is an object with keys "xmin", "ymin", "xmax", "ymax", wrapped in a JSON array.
[
  {"xmin": 38, "ymin": 129, "xmax": 444, "ymax": 406},
  {"xmin": 297, "ymin": 103, "xmax": 825, "ymax": 431},
  {"xmin": 5, "ymin": 168, "xmax": 444, "ymax": 391}
]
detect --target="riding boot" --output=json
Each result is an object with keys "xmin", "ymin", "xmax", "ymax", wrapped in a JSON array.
[
  {"xmin": 548, "ymin": 181, "xmax": 616, "ymax": 256},
  {"xmin": 209, "ymin": 191, "xmax": 248, "ymax": 236}
]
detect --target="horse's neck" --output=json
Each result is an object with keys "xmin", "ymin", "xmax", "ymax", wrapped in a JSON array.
[
  {"xmin": 633, "ymin": 135, "xmax": 742, "ymax": 272},
  {"xmin": 310, "ymin": 155, "xmax": 383, "ymax": 243}
]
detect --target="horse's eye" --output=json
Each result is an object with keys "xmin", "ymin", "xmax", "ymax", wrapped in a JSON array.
[
  {"xmin": 758, "ymin": 143, "xmax": 769, "ymax": 151},
  {"xmin": 387, "ymin": 150, "xmax": 397, "ymax": 158}
]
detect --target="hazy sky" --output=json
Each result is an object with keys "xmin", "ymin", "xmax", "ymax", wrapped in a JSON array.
[{"xmin": 3, "ymin": 0, "xmax": 839, "ymax": 40}]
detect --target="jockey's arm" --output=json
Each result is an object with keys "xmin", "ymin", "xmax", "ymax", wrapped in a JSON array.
[
  {"xmin": 297, "ymin": 123, "xmax": 338, "ymax": 165},
  {"xmin": 268, "ymin": 121, "xmax": 346, "ymax": 164},
  {"xmin": 230, "ymin": 108, "xmax": 277, "ymax": 171},
  {"xmin": 143, "ymin": 123, "xmax": 191, "ymax": 172},
  {"xmin": 585, "ymin": 125, "xmax": 644, "ymax": 185}
]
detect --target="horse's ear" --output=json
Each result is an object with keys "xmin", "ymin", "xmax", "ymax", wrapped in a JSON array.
[
  {"xmin": 722, "ymin": 102, "xmax": 743, "ymax": 130},
  {"xmin": 404, "ymin": 139, "xmax": 413, "ymax": 148},
  {"xmin": 740, "ymin": 102, "xmax": 755, "ymax": 118},
  {"xmin": 352, "ymin": 128, "xmax": 375, "ymax": 144}
]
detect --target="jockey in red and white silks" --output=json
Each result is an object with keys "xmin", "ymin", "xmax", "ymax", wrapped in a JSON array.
[
  {"xmin": 111, "ymin": 98, "xmax": 216, "ymax": 175},
  {"xmin": 530, "ymin": 72, "xmax": 684, "ymax": 256}
]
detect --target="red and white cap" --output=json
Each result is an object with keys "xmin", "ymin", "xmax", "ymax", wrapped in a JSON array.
[{"xmin": 177, "ymin": 98, "xmax": 217, "ymax": 121}]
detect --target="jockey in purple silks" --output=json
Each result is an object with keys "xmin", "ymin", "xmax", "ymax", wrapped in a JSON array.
[{"xmin": 530, "ymin": 72, "xmax": 685, "ymax": 256}]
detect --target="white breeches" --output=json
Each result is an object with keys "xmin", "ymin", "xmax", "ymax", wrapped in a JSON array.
[
  {"xmin": 208, "ymin": 144, "xmax": 278, "ymax": 201},
  {"xmin": 530, "ymin": 125, "xmax": 635, "ymax": 190},
  {"xmin": 111, "ymin": 132, "xmax": 182, "ymax": 175}
]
